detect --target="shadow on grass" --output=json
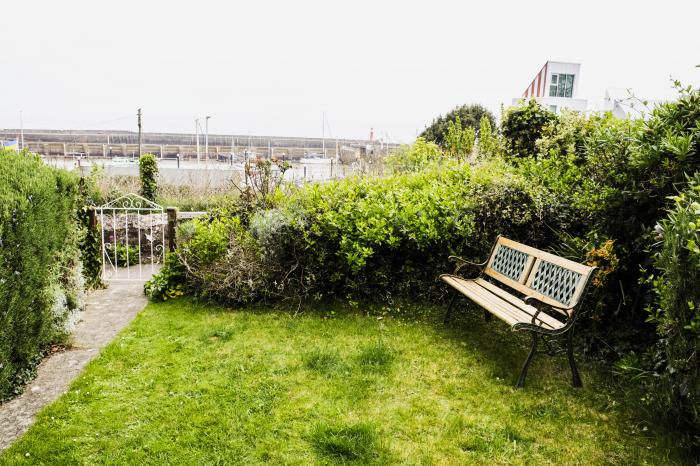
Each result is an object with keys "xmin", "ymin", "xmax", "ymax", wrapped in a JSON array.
[{"xmin": 434, "ymin": 297, "xmax": 691, "ymax": 464}]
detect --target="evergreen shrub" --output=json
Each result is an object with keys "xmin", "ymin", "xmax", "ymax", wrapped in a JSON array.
[
  {"xmin": 0, "ymin": 149, "xmax": 82, "ymax": 399},
  {"xmin": 139, "ymin": 153, "xmax": 158, "ymax": 201},
  {"xmin": 643, "ymin": 174, "xmax": 700, "ymax": 446}
]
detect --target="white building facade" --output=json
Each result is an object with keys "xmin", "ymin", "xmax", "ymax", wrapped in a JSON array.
[
  {"xmin": 513, "ymin": 60, "xmax": 663, "ymax": 117},
  {"xmin": 513, "ymin": 61, "xmax": 588, "ymax": 114}
]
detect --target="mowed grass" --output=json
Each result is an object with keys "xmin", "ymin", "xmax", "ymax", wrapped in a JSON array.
[{"xmin": 0, "ymin": 300, "xmax": 684, "ymax": 465}]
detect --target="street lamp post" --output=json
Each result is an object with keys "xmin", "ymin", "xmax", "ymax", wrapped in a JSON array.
[
  {"xmin": 205, "ymin": 116, "xmax": 211, "ymax": 163},
  {"xmin": 195, "ymin": 118, "xmax": 200, "ymax": 165}
]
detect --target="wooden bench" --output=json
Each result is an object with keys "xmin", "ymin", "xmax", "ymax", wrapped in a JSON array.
[{"xmin": 440, "ymin": 236, "xmax": 597, "ymax": 388}]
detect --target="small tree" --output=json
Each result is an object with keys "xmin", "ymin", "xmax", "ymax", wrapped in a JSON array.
[
  {"xmin": 139, "ymin": 153, "xmax": 158, "ymax": 201},
  {"xmin": 231, "ymin": 157, "xmax": 291, "ymax": 214},
  {"xmin": 421, "ymin": 104, "xmax": 495, "ymax": 147},
  {"xmin": 443, "ymin": 116, "xmax": 475, "ymax": 160},
  {"xmin": 477, "ymin": 116, "xmax": 499, "ymax": 158}
]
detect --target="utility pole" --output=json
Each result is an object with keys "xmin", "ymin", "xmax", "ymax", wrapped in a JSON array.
[
  {"xmin": 195, "ymin": 118, "xmax": 200, "ymax": 165},
  {"xmin": 205, "ymin": 116, "xmax": 211, "ymax": 163},
  {"xmin": 19, "ymin": 110, "xmax": 24, "ymax": 150},
  {"xmin": 137, "ymin": 108, "xmax": 142, "ymax": 157}
]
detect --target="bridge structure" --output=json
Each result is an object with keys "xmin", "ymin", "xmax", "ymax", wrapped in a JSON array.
[{"xmin": 0, "ymin": 129, "xmax": 398, "ymax": 162}]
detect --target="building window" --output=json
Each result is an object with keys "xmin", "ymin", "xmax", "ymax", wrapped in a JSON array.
[
  {"xmin": 549, "ymin": 105, "xmax": 557, "ymax": 113},
  {"xmin": 549, "ymin": 73, "xmax": 575, "ymax": 98}
]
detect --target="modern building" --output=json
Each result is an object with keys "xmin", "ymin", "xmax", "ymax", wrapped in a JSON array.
[
  {"xmin": 513, "ymin": 60, "xmax": 663, "ymax": 117},
  {"xmin": 513, "ymin": 61, "xmax": 588, "ymax": 114}
]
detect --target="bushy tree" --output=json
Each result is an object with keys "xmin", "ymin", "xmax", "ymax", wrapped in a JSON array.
[
  {"xmin": 421, "ymin": 104, "xmax": 495, "ymax": 147},
  {"xmin": 501, "ymin": 99, "xmax": 556, "ymax": 158}
]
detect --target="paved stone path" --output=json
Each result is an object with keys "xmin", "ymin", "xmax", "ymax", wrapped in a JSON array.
[{"xmin": 0, "ymin": 282, "xmax": 148, "ymax": 451}]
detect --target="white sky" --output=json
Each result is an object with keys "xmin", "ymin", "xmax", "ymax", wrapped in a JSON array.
[{"xmin": 2, "ymin": 0, "xmax": 698, "ymax": 143}]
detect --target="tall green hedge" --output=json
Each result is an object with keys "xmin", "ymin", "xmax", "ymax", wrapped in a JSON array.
[
  {"xmin": 0, "ymin": 149, "xmax": 82, "ymax": 399},
  {"xmin": 646, "ymin": 173, "xmax": 700, "ymax": 444}
]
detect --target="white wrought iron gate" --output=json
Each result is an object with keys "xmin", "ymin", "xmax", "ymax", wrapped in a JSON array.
[{"xmin": 96, "ymin": 194, "xmax": 166, "ymax": 282}]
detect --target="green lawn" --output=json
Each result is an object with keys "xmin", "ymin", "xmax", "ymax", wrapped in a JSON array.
[{"xmin": 0, "ymin": 300, "xmax": 683, "ymax": 465}]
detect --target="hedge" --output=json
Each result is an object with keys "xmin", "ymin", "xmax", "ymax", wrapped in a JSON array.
[{"xmin": 0, "ymin": 149, "xmax": 83, "ymax": 400}]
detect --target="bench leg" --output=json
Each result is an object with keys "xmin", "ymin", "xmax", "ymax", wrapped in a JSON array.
[
  {"xmin": 443, "ymin": 292, "xmax": 457, "ymax": 325},
  {"xmin": 516, "ymin": 332, "xmax": 538, "ymax": 389},
  {"xmin": 483, "ymin": 310, "xmax": 492, "ymax": 322},
  {"xmin": 566, "ymin": 330, "xmax": 583, "ymax": 388}
]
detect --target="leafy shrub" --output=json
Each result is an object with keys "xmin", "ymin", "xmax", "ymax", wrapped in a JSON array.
[
  {"xmin": 501, "ymin": 99, "xmax": 556, "ymax": 158},
  {"xmin": 535, "ymin": 109, "xmax": 589, "ymax": 161},
  {"xmin": 149, "ymin": 215, "xmax": 271, "ymax": 303},
  {"xmin": 144, "ymin": 252, "xmax": 187, "ymax": 301},
  {"xmin": 477, "ymin": 115, "xmax": 502, "ymax": 158},
  {"xmin": 444, "ymin": 115, "xmax": 476, "ymax": 160},
  {"xmin": 0, "ymin": 149, "xmax": 82, "ymax": 400},
  {"xmin": 643, "ymin": 174, "xmax": 700, "ymax": 445},
  {"xmin": 139, "ymin": 153, "xmax": 158, "ymax": 201},
  {"xmin": 421, "ymin": 103, "xmax": 496, "ymax": 147},
  {"xmin": 384, "ymin": 137, "xmax": 442, "ymax": 173},
  {"xmin": 105, "ymin": 242, "xmax": 140, "ymax": 266}
]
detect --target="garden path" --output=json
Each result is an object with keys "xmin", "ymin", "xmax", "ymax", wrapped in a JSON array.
[{"xmin": 0, "ymin": 281, "xmax": 148, "ymax": 451}]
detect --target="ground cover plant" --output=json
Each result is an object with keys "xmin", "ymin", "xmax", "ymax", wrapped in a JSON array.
[{"xmin": 0, "ymin": 300, "xmax": 685, "ymax": 465}]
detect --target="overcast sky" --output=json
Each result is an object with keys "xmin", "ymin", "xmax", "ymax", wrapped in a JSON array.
[{"xmin": 2, "ymin": 0, "xmax": 698, "ymax": 142}]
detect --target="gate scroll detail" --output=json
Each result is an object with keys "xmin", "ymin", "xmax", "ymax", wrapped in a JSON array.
[{"xmin": 96, "ymin": 194, "xmax": 166, "ymax": 282}]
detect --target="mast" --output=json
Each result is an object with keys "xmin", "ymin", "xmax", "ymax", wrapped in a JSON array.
[{"xmin": 322, "ymin": 112, "xmax": 325, "ymax": 157}]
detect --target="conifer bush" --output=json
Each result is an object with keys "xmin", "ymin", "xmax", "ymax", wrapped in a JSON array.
[
  {"xmin": 0, "ymin": 149, "xmax": 83, "ymax": 399},
  {"xmin": 138, "ymin": 153, "xmax": 158, "ymax": 201}
]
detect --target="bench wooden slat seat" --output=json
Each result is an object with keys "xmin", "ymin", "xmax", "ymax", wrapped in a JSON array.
[
  {"xmin": 440, "ymin": 236, "xmax": 597, "ymax": 388},
  {"xmin": 441, "ymin": 276, "xmax": 566, "ymax": 330}
]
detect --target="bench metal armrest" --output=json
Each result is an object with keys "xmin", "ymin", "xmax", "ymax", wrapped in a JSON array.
[
  {"xmin": 523, "ymin": 295, "xmax": 576, "ymax": 330},
  {"xmin": 448, "ymin": 255, "xmax": 487, "ymax": 276},
  {"xmin": 523, "ymin": 296, "xmax": 573, "ymax": 313}
]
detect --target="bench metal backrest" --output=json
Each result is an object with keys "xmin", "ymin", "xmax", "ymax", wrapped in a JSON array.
[{"xmin": 483, "ymin": 236, "xmax": 596, "ymax": 316}]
